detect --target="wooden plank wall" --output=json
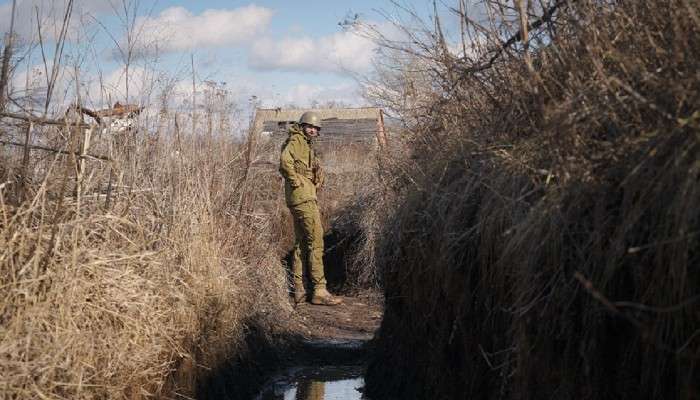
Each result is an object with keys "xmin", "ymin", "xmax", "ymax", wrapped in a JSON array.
[{"xmin": 262, "ymin": 118, "xmax": 378, "ymax": 144}]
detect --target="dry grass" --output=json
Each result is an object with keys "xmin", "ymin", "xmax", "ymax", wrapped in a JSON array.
[
  {"xmin": 0, "ymin": 116, "xmax": 292, "ymax": 398},
  {"xmin": 363, "ymin": 0, "xmax": 700, "ymax": 398},
  {"xmin": 317, "ymin": 140, "xmax": 385, "ymax": 290}
]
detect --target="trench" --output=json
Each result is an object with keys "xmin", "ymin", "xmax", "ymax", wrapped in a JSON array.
[
  {"xmin": 196, "ymin": 321, "xmax": 380, "ymax": 400},
  {"xmin": 194, "ymin": 223, "xmax": 384, "ymax": 400}
]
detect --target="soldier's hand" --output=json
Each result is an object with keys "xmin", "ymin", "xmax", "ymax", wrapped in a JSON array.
[{"xmin": 313, "ymin": 165, "xmax": 325, "ymax": 189}]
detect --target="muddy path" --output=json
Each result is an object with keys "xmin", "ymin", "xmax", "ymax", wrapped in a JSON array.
[
  {"xmin": 251, "ymin": 292, "xmax": 383, "ymax": 399},
  {"xmin": 291, "ymin": 291, "xmax": 383, "ymax": 342},
  {"xmin": 195, "ymin": 290, "xmax": 383, "ymax": 400}
]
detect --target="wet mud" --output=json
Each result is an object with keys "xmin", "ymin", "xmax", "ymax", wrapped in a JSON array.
[{"xmin": 196, "ymin": 293, "xmax": 382, "ymax": 400}]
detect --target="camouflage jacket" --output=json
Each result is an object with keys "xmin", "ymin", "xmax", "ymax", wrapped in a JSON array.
[{"xmin": 279, "ymin": 124, "xmax": 324, "ymax": 206}]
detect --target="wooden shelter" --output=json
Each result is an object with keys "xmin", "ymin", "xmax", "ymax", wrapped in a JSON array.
[
  {"xmin": 252, "ymin": 107, "xmax": 387, "ymax": 174},
  {"xmin": 253, "ymin": 107, "xmax": 386, "ymax": 147}
]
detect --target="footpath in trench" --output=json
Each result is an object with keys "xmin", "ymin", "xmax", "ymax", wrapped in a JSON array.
[
  {"xmin": 252, "ymin": 290, "xmax": 384, "ymax": 400},
  {"xmin": 292, "ymin": 291, "xmax": 383, "ymax": 342}
]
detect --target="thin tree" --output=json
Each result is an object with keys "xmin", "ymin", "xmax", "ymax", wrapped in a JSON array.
[{"xmin": 0, "ymin": 0, "xmax": 17, "ymax": 111}]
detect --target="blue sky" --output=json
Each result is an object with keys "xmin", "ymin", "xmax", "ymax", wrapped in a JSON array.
[{"xmin": 0, "ymin": 0, "xmax": 448, "ymax": 113}]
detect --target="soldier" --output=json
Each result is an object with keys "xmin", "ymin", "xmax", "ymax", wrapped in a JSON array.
[{"xmin": 279, "ymin": 111, "xmax": 342, "ymax": 306}]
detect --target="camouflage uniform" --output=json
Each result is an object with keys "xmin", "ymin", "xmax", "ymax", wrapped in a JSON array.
[{"xmin": 280, "ymin": 123, "xmax": 337, "ymax": 305}]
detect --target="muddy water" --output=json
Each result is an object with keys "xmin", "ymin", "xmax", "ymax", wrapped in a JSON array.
[{"xmin": 255, "ymin": 365, "xmax": 367, "ymax": 400}]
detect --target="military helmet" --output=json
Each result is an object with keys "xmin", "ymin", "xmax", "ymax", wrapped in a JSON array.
[{"xmin": 299, "ymin": 111, "xmax": 322, "ymax": 129}]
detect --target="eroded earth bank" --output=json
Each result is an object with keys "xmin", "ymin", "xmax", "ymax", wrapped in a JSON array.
[{"xmin": 360, "ymin": 1, "xmax": 700, "ymax": 400}]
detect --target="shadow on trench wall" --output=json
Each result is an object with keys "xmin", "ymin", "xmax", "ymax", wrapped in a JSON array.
[
  {"xmin": 281, "ymin": 227, "xmax": 360, "ymax": 295},
  {"xmin": 194, "ymin": 317, "xmax": 294, "ymax": 400},
  {"xmin": 193, "ymin": 318, "xmax": 370, "ymax": 400}
]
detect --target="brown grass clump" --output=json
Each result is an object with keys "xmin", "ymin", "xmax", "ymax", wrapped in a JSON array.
[
  {"xmin": 317, "ymin": 136, "xmax": 398, "ymax": 291},
  {"xmin": 0, "ymin": 116, "xmax": 291, "ymax": 398},
  {"xmin": 363, "ymin": 0, "xmax": 700, "ymax": 399},
  {"xmin": 322, "ymin": 188, "xmax": 383, "ymax": 290}
]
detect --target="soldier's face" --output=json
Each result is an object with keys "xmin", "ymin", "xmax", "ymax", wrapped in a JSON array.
[{"xmin": 303, "ymin": 124, "xmax": 320, "ymax": 138}]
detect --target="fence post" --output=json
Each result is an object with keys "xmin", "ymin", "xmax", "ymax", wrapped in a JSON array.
[{"xmin": 376, "ymin": 109, "xmax": 387, "ymax": 150}]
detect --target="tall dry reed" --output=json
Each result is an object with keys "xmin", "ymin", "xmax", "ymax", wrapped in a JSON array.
[{"xmin": 0, "ymin": 114, "xmax": 292, "ymax": 398}]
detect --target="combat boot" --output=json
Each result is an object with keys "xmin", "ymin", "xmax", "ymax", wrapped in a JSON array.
[{"xmin": 310, "ymin": 288, "xmax": 342, "ymax": 306}]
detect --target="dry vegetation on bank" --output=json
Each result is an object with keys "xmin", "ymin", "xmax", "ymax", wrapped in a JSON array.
[
  {"xmin": 0, "ymin": 112, "xmax": 294, "ymax": 398},
  {"xmin": 361, "ymin": 0, "xmax": 700, "ymax": 398},
  {"xmin": 0, "ymin": 79, "xmax": 384, "ymax": 400},
  {"xmin": 0, "ymin": 1, "xmax": 388, "ymax": 398}
]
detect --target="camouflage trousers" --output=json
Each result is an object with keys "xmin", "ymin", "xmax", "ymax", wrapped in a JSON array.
[{"xmin": 290, "ymin": 200, "xmax": 326, "ymax": 291}]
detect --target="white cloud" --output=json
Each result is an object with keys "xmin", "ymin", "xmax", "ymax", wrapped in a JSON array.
[
  {"xmin": 136, "ymin": 5, "xmax": 273, "ymax": 53},
  {"xmin": 74, "ymin": 65, "xmax": 159, "ymax": 107},
  {"xmin": 8, "ymin": 61, "xmax": 145, "ymax": 110},
  {"xmin": 0, "ymin": 0, "xmax": 114, "ymax": 41},
  {"xmin": 249, "ymin": 28, "xmax": 378, "ymax": 74},
  {"xmin": 101, "ymin": 66, "xmax": 149, "ymax": 97},
  {"xmin": 269, "ymin": 82, "xmax": 365, "ymax": 108}
]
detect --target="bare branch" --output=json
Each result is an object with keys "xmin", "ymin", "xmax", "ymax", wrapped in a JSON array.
[
  {"xmin": 457, "ymin": 0, "xmax": 570, "ymax": 76},
  {"xmin": 0, "ymin": 139, "xmax": 110, "ymax": 161}
]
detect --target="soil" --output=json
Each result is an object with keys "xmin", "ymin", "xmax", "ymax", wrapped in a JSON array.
[{"xmin": 291, "ymin": 290, "xmax": 383, "ymax": 342}]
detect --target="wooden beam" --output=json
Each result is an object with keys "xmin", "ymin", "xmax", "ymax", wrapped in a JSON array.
[
  {"xmin": 377, "ymin": 109, "xmax": 387, "ymax": 149},
  {"xmin": 0, "ymin": 111, "xmax": 92, "ymax": 128},
  {"xmin": 0, "ymin": 139, "xmax": 110, "ymax": 161}
]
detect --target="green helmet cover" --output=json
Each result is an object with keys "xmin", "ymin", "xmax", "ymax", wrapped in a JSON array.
[{"xmin": 299, "ymin": 111, "xmax": 322, "ymax": 128}]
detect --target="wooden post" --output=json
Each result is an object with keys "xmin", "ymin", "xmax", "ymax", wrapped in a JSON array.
[
  {"xmin": 18, "ymin": 121, "xmax": 32, "ymax": 201},
  {"xmin": 77, "ymin": 125, "xmax": 92, "ymax": 195},
  {"xmin": 516, "ymin": 0, "xmax": 534, "ymax": 73},
  {"xmin": 376, "ymin": 109, "xmax": 387, "ymax": 149}
]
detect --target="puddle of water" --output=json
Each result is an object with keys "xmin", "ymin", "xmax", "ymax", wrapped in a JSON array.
[{"xmin": 255, "ymin": 365, "xmax": 367, "ymax": 400}]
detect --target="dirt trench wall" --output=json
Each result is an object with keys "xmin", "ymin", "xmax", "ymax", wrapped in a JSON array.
[
  {"xmin": 363, "ymin": 1, "xmax": 700, "ymax": 399},
  {"xmin": 367, "ymin": 129, "xmax": 699, "ymax": 400}
]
